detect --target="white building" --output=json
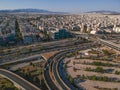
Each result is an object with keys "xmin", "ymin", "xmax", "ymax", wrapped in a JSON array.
[
  {"xmin": 113, "ymin": 25, "xmax": 120, "ymax": 33},
  {"xmin": 90, "ymin": 30, "xmax": 97, "ymax": 34}
]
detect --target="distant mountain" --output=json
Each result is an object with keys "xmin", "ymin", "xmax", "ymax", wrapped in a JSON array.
[
  {"xmin": 86, "ymin": 10, "xmax": 120, "ymax": 15},
  {"xmin": 0, "ymin": 9, "xmax": 68, "ymax": 14}
]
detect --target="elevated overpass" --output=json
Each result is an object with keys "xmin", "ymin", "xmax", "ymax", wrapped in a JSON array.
[
  {"xmin": 98, "ymin": 38, "xmax": 120, "ymax": 52},
  {"xmin": 0, "ymin": 69, "xmax": 40, "ymax": 90}
]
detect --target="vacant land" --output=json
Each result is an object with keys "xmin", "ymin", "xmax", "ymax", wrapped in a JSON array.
[
  {"xmin": 14, "ymin": 60, "xmax": 47, "ymax": 90},
  {"xmin": 0, "ymin": 76, "xmax": 19, "ymax": 90},
  {"xmin": 64, "ymin": 47, "xmax": 120, "ymax": 90},
  {"xmin": 42, "ymin": 51, "xmax": 58, "ymax": 60}
]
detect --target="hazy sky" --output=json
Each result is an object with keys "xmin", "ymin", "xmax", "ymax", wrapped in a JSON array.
[{"xmin": 0, "ymin": 0, "xmax": 120, "ymax": 12}]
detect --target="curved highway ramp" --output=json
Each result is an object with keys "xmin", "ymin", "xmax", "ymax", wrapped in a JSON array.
[{"xmin": 0, "ymin": 69, "xmax": 41, "ymax": 90}]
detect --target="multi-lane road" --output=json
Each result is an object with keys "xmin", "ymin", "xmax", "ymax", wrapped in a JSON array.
[
  {"xmin": 0, "ymin": 42, "xmax": 93, "ymax": 66},
  {"xmin": 0, "ymin": 36, "xmax": 91, "ymax": 90},
  {"xmin": 0, "ymin": 34, "xmax": 120, "ymax": 90},
  {"xmin": 43, "ymin": 42, "xmax": 96, "ymax": 90},
  {"xmin": 0, "ymin": 38, "xmax": 76, "ymax": 56},
  {"xmin": 0, "ymin": 37, "xmax": 82, "ymax": 64},
  {"xmin": 44, "ymin": 55, "xmax": 60, "ymax": 90},
  {"xmin": 43, "ymin": 37, "xmax": 120, "ymax": 90},
  {"xmin": 98, "ymin": 38, "xmax": 120, "ymax": 51}
]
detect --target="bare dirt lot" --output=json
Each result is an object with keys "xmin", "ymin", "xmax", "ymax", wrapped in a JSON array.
[{"xmin": 64, "ymin": 48, "xmax": 120, "ymax": 90}]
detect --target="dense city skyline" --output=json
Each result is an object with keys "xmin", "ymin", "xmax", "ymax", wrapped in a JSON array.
[{"xmin": 0, "ymin": 0, "xmax": 120, "ymax": 13}]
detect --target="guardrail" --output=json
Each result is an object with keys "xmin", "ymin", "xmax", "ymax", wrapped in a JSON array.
[
  {"xmin": 52, "ymin": 52, "xmax": 69, "ymax": 90},
  {"xmin": 56, "ymin": 55, "xmax": 71, "ymax": 90}
]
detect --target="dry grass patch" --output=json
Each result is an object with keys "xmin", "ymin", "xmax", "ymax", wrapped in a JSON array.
[{"xmin": 42, "ymin": 51, "xmax": 58, "ymax": 60}]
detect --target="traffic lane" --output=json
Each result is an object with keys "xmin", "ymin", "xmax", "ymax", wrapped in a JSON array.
[
  {"xmin": 53, "ymin": 58, "xmax": 70, "ymax": 90},
  {"xmin": 44, "ymin": 58, "xmax": 59, "ymax": 90}
]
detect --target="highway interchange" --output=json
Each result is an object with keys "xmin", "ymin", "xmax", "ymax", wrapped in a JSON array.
[
  {"xmin": 0, "ymin": 37, "xmax": 83, "ymax": 64},
  {"xmin": 0, "ymin": 36, "xmax": 90, "ymax": 90},
  {"xmin": 44, "ymin": 42, "xmax": 97, "ymax": 90},
  {"xmin": 0, "ymin": 34, "xmax": 120, "ymax": 90}
]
